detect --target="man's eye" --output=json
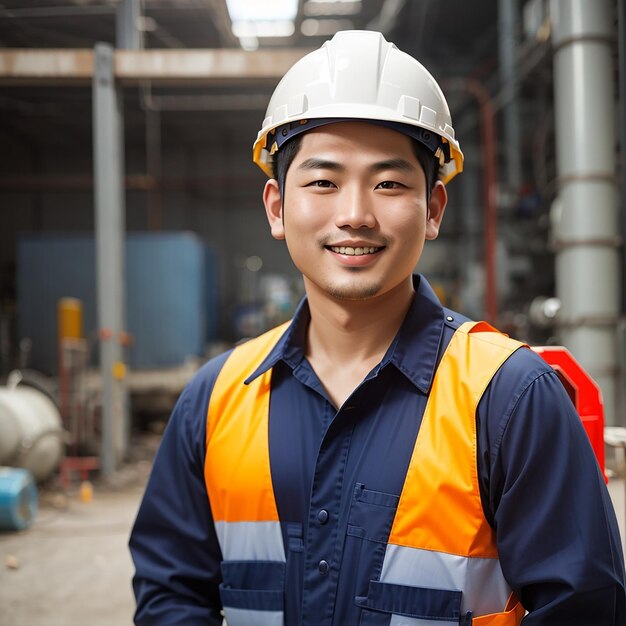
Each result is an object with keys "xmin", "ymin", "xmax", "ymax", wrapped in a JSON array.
[
  {"xmin": 375, "ymin": 181, "xmax": 404, "ymax": 190},
  {"xmin": 308, "ymin": 180, "xmax": 335, "ymax": 188}
]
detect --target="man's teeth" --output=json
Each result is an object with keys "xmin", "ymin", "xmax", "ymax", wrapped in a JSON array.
[{"xmin": 330, "ymin": 246, "xmax": 380, "ymax": 256}]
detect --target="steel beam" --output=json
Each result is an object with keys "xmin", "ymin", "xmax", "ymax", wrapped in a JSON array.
[
  {"xmin": 0, "ymin": 49, "xmax": 93, "ymax": 84},
  {"xmin": 0, "ymin": 48, "xmax": 312, "ymax": 85}
]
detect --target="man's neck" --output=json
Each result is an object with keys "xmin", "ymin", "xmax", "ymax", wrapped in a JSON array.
[{"xmin": 303, "ymin": 278, "xmax": 415, "ymax": 407}]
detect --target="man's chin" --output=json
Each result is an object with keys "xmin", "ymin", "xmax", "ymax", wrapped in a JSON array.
[{"xmin": 324, "ymin": 281, "xmax": 383, "ymax": 301}]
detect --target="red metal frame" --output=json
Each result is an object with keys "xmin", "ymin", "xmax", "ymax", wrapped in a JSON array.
[
  {"xmin": 59, "ymin": 456, "xmax": 100, "ymax": 490},
  {"xmin": 533, "ymin": 346, "xmax": 607, "ymax": 482}
]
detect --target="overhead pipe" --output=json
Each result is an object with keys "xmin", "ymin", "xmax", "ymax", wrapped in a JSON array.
[
  {"xmin": 0, "ymin": 174, "xmax": 262, "ymax": 191},
  {"xmin": 550, "ymin": 0, "xmax": 621, "ymax": 424},
  {"xmin": 0, "ymin": 4, "xmax": 114, "ymax": 18}
]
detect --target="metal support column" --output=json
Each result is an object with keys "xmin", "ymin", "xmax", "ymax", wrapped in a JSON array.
[
  {"xmin": 93, "ymin": 43, "xmax": 128, "ymax": 474},
  {"xmin": 116, "ymin": 0, "xmax": 143, "ymax": 50},
  {"xmin": 551, "ymin": 0, "xmax": 621, "ymax": 424}
]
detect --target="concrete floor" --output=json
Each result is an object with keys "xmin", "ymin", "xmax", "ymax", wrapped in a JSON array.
[
  {"xmin": 1, "ymin": 460, "xmax": 625, "ymax": 626},
  {"xmin": 0, "ymin": 463, "xmax": 149, "ymax": 626}
]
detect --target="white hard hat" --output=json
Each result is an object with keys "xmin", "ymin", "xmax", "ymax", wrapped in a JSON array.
[{"xmin": 253, "ymin": 30, "xmax": 463, "ymax": 184}]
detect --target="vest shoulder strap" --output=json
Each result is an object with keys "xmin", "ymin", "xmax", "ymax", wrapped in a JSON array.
[
  {"xmin": 204, "ymin": 321, "xmax": 289, "ymax": 524},
  {"xmin": 389, "ymin": 321, "xmax": 526, "ymax": 557}
]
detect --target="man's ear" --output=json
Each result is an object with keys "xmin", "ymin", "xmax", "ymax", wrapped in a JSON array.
[
  {"xmin": 263, "ymin": 179, "xmax": 285, "ymax": 240},
  {"xmin": 425, "ymin": 180, "xmax": 447, "ymax": 241}
]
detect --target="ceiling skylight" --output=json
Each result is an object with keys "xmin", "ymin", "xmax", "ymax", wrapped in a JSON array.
[{"xmin": 225, "ymin": 0, "xmax": 298, "ymax": 47}]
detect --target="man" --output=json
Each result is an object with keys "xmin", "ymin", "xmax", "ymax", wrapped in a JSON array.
[{"xmin": 130, "ymin": 31, "xmax": 625, "ymax": 625}]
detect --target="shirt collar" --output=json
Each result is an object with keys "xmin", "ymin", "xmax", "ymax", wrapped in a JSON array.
[
  {"xmin": 384, "ymin": 275, "xmax": 445, "ymax": 393},
  {"xmin": 245, "ymin": 274, "xmax": 445, "ymax": 394},
  {"xmin": 244, "ymin": 297, "xmax": 311, "ymax": 384}
]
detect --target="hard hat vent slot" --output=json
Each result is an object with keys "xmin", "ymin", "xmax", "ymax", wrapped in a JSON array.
[
  {"xmin": 418, "ymin": 106, "xmax": 437, "ymax": 129},
  {"xmin": 288, "ymin": 94, "xmax": 308, "ymax": 117},
  {"xmin": 443, "ymin": 123, "xmax": 455, "ymax": 139},
  {"xmin": 273, "ymin": 104, "xmax": 288, "ymax": 126},
  {"xmin": 398, "ymin": 95, "xmax": 421, "ymax": 121}
]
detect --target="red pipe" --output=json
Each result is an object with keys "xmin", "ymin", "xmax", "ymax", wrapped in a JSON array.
[
  {"xmin": 444, "ymin": 78, "xmax": 499, "ymax": 322},
  {"xmin": 467, "ymin": 78, "xmax": 498, "ymax": 323}
]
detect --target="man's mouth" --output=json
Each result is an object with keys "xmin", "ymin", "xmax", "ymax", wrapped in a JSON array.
[{"xmin": 327, "ymin": 246, "xmax": 383, "ymax": 256}]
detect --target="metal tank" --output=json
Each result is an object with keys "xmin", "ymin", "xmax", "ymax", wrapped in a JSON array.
[{"xmin": 0, "ymin": 379, "xmax": 64, "ymax": 482}]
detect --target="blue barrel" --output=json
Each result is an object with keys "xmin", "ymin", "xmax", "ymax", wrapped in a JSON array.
[{"xmin": 0, "ymin": 467, "xmax": 38, "ymax": 531}]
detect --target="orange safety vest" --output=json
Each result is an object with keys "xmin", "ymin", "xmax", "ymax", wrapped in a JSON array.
[{"xmin": 204, "ymin": 321, "xmax": 527, "ymax": 626}]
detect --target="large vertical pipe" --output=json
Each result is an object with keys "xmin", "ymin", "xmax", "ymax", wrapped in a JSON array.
[
  {"xmin": 617, "ymin": 0, "xmax": 626, "ymax": 314},
  {"xmin": 551, "ymin": 0, "xmax": 621, "ymax": 424},
  {"xmin": 93, "ymin": 43, "xmax": 128, "ymax": 474},
  {"xmin": 618, "ymin": 0, "xmax": 626, "ymax": 411},
  {"xmin": 498, "ymin": 0, "xmax": 523, "ymax": 194}
]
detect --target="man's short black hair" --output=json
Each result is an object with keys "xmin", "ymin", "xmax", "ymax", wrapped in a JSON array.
[{"xmin": 274, "ymin": 132, "xmax": 439, "ymax": 202}]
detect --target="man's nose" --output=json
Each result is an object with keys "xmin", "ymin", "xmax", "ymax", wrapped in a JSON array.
[{"xmin": 334, "ymin": 186, "xmax": 377, "ymax": 229}]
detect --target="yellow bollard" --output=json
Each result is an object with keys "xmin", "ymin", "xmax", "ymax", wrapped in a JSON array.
[
  {"xmin": 79, "ymin": 480, "xmax": 93, "ymax": 504},
  {"xmin": 58, "ymin": 297, "xmax": 83, "ymax": 341}
]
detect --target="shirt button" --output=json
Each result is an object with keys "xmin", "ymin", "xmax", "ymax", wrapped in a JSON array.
[
  {"xmin": 318, "ymin": 560, "xmax": 329, "ymax": 574},
  {"xmin": 317, "ymin": 509, "xmax": 329, "ymax": 524}
]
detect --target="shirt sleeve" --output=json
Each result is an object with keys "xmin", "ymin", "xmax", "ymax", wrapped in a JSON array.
[
  {"xmin": 129, "ymin": 351, "xmax": 231, "ymax": 625},
  {"xmin": 478, "ymin": 348, "xmax": 626, "ymax": 625}
]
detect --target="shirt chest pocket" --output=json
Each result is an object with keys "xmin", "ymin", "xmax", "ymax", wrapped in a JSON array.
[
  {"xmin": 346, "ymin": 483, "xmax": 400, "ymax": 604},
  {"xmin": 348, "ymin": 482, "xmax": 400, "ymax": 543}
]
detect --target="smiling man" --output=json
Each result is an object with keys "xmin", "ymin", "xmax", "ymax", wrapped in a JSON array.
[{"xmin": 130, "ymin": 31, "xmax": 626, "ymax": 625}]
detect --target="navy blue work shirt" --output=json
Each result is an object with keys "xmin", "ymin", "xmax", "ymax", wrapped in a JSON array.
[{"xmin": 130, "ymin": 275, "xmax": 626, "ymax": 625}]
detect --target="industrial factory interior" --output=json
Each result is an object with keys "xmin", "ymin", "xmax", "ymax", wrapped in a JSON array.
[{"xmin": 1, "ymin": 0, "xmax": 625, "ymax": 624}]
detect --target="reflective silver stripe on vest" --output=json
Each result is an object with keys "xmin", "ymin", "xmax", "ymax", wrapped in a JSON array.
[
  {"xmin": 223, "ymin": 607, "xmax": 283, "ymax": 626},
  {"xmin": 215, "ymin": 520, "xmax": 286, "ymax": 561},
  {"xmin": 381, "ymin": 544, "xmax": 511, "ymax": 616}
]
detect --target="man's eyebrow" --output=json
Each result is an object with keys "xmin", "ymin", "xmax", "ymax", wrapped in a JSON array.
[
  {"xmin": 297, "ymin": 158, "xmax": 345, "ymax": 171},
  {"xmin": 296, "ymin": 157, "xmax": 417, "ymax": 173},
  {"xmin": 369, "ymin": 158, "xmax": 417, "ymax": 173}
]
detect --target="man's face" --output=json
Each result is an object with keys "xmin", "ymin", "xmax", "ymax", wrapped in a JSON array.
[{"xmin": 263, "ymin": 121, "xmax": 447, "ymax": 303}]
